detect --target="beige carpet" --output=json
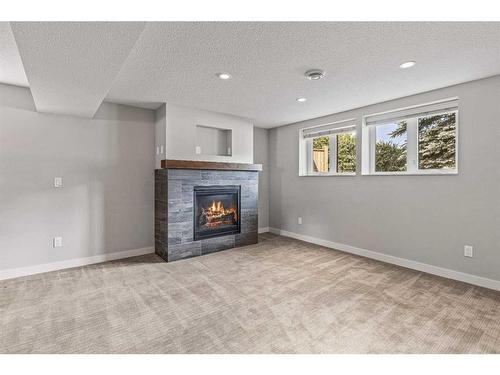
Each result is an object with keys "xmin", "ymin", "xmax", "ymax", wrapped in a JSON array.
[{"xmin": 1, "ymin": 233, "xmax": 499, "ymax": 353}]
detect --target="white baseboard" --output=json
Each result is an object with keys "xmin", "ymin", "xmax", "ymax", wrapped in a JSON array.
[
  {"xmin": 269, "ymin": 227, "xmax": 500, "ymax": 291},
  {"xmin": 0, "ymin": 246, "xmax": 155, "ymax": 281},
  {"xmin": 4, "ymin": 229, "xmax": 499, "ymax": 291}
]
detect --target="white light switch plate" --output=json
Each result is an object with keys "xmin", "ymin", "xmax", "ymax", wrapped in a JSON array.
[
  {"xmin": 195, "ymin": 146, "xmax": 202, "ymax": 154},
  {"xmin": 53, "ymin": 237, "xmax": 63, "ymax": 248},
  {"xmin": 464, "ymin": 245, "xmax": 474, "ymax": 258},
  {"xmin": 54, "ymin": 177, "xmax": 63, "ymax": 188},
  {"xmin": 298, "ymin": 217, "xmax": 303, "ymax": 225}
]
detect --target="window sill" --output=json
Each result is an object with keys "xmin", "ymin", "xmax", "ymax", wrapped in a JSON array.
[
  {"xmin": 299, "ymin": 173, "xmax": 357, "ymax": 177},
  {"xmin": 362, "ymin": 170, "xmax": 458, "ymax": 176}
]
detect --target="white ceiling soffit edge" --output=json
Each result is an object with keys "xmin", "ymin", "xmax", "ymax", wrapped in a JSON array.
[
  {"xmin": 0, "ymin": 22, "xmax": 28, "ymax": 87},
  {"xmin": 10, "ymin": 22, "xmax": 146, "ymax": 118},
  {"xmin": 103, "ymin": 98, "xmax": 164, "ymax": 111}
]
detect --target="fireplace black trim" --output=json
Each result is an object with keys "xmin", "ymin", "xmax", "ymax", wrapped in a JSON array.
[{"xmin": 193, "ymin": 185, "xmax": 241, "ymax": 241}]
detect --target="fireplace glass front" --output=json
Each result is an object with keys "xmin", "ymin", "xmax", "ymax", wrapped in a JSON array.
[{"xmin": 193, "ymin": 185, "xmax": 241, "ymax": 241}]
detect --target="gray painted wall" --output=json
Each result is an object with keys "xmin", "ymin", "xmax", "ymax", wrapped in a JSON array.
[
  {"xmin": 0, "ymin": 84, "xmax": 155, "ymax": 271},
  {"xmin": 269, "ymin": 76, "xmax": 500, "ymax": 281},
  {"xmin": 154, "ymin": 103, "xmax": 166, "ymax": 169},
  {"xmin": 254, "ymin": 127, "xmax": 270, "ymax": 229}
]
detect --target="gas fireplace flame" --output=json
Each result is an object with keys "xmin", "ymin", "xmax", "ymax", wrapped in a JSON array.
[
  {"xmin": 206, "ymin": 200, "xmax": 236, "ymax": 217},
  {"xmin": 199, "ymin": 200, "xmax": 237, "ymax": 227},
  {"xmin": 210, "ymin": 200, "xmax": 223, "ymax": 213}
]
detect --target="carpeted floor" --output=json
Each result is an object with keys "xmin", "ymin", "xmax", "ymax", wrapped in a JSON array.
[{"xmin": 1, "ymin": 233, "xmax": 500, "ymax": 353}]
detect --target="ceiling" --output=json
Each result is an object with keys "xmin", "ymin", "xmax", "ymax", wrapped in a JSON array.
[
  {"xmin": 1, "ymin": 22, "xmax": 499, "ymax": 127},
  {"xmin": 10, "ymin": 22, "xmax": 146, "ymax": 117},
  {"xmin": 0, "ymin": 23, "xmax": 28, "ymax": 87}
]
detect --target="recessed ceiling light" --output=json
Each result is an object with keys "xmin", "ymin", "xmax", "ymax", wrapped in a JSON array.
[
  {"xmin": 216, "ymin": 72, "xmax": 232, "ymax": 80},
  {"xmin": 305, "ymin": 69, "xmax": 325, "ymax": 80},
  {"xmin": 296, "ymin": 97, "xmax": 307, "ymax": 103},
  {"xmin": 399, "ymin": 61, "xmax": 416, "ymax": 69}
]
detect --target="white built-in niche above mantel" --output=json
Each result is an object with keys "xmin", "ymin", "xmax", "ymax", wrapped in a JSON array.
[
  {"xmin": 195, "ymin": 125, "xmax": 232, "ymax": 157},
  {"xmin": 158, "ymin": 103, "xmax": 254, "ymax": 166}
]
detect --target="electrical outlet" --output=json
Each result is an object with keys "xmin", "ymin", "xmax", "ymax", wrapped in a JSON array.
[
  {"xmin": 464, "ymin": 245, "xmax": 474, "ymax": 258},
  {"xmin": 54, "ymin": 177, "xmax": 63, "ymax": 188},
  {"xmin": 53, "ymin": 237, "xmax": 63, "ymax": 248},
  {"xmin": 298, "ymin": 217, "xmax": 303, "ymax": 225}
]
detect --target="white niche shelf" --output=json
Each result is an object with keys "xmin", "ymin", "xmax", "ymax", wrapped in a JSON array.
[{"xmin": 195, "ymin": 125, "xmax": 232, "ymax": 157}]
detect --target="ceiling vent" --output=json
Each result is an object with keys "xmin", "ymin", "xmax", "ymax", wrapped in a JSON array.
[{"xmin": 305, "ymin": 69, "xmax": 325, "ymax": 80}]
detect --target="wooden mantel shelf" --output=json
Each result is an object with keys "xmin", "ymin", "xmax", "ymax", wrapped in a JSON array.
[{"xmin": 161, "ymin": 159, "xmax": 262, "ymax": 171}]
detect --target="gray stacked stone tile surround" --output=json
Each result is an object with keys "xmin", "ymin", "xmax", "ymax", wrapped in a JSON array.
[{"xmin": 155, "ymin": 168, "xmax": 259, "ymax": 262}]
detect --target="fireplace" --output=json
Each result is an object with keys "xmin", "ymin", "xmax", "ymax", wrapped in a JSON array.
[
  {"xmin": 193, "ymin": 185, "xmax": 241, "ymax": 241},
  {"xmin": 155, "ymin": 161, "xmax": 261, "ymax": 262}
]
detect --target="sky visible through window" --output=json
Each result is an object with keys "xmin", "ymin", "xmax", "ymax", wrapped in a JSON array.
[{"xmin": 376, "ymin": 123, "xmax": 406, "ymax": 145}]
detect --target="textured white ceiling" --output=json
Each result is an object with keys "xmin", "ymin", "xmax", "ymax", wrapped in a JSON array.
[
  {"xmin": 10, "ymin": 22, "xmax": 146, "ymax": 117},
  {"xmin": 0, "ymin": 22, "xmax": 28, "ymax": 87},
  {"xmin": 2, "ymin": 22, "xmax": 499, "ymax": 126},
  {"xmin": 106, "ymin": 22, "xmax": 500, "ymax": 127}
]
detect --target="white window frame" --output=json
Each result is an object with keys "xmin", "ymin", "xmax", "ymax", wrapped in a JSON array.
[
  {"xmin": 299, "ymin": 119, "xmax": 357, "ymax": 177},
  {"xmin": 362, "ymin": 99, "xmax": 459, "ymax": 176}
]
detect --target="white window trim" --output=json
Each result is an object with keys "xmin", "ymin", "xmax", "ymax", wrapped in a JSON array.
[
  {"xmin": 299, "ymin": 120, "xmax": 357, "ymax": 177},
  {"xmin": 362, "ymin": 100, "xmax": 459, "ymax": 176}
]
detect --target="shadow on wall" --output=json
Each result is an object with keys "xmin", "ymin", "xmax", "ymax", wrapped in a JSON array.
[{"xmin": 267, "ymin": 129, "xmax": 283, "ymax": 229}]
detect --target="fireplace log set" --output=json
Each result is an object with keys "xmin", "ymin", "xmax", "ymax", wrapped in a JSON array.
[{"xmin": 198, "ymin": 201, "xmax": 238, "ymax": 228}]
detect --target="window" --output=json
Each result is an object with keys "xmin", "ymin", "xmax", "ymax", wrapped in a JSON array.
[
  {"xmin": 311, "ymin": 136, "xmax": 331, "ymax": 173},
  {"xmin": 375, "ymin": 122, "xmax": 407, "ymax": 172},
  {"xmin": 336, "ymin": 132, "xmax": 357, "ymax": 173},
  {"xmin": 299, "ymin": 120, "xmax": 357, "ymax": 176},
  {"xmin": 362, "ymin": 99, "xmax": 458, "ymax": 175},
  {"xmin": 418, "ymin": 112, "xmax": 456, "ymax": 170}
]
